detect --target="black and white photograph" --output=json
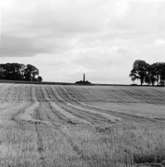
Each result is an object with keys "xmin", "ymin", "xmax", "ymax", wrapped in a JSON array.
[{"xmin": 0, "ymin": 0, "xmax": 165, "ymax": 166}]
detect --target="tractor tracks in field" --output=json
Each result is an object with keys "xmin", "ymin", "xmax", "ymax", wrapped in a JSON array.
[
  {"xmin": 31, "ymin": 86, "xmax": 50, "ymax": 167},
  {"xmin": 6, "ymin": 102, "xmax": 47, "ymax": 167},
  {"xmin": 53, "ymin": 87, "xmax": 117, "ymax": 125},
  {"xmin": 56, "ymin": 86, "xmax": 165, "ymax": 125},
  {"xmin": 31, "ymin": 86, "xmax": 90, "ymax": 165},
  {"xmin": 44, "ymin": 86, "xmax": 92, "ymax": 125},
  {"xmin": 10, "ymin": 84, "xmax": 165, "ymax": 167},
  {"xmin": 11, "ymin": 101, "xmax": 88, "ymax": 167},
  {"xmin": 34, "ymin": 105, "xmax": 47, "ymax": 167},
  {"xmin": 55, "ymin": 87, "xmax": 123, "ymax": 124},
  {"xmin": 10, "ymin": 86, "xmax": 48, "ymax": 167},
  {"xmin": 37, "ymin": 86, "xmax": 92, "ymax": 165},
  {"xmin": 44, "ymin": 102, "xmax": 90, "ymax": 165}
]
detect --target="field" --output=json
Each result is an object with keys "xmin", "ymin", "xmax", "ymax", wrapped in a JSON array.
[{"xmin": 0, "ymin": 84, "xmax": 165, "ymax": 167}]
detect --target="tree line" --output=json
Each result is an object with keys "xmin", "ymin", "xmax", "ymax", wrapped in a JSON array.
[
  {"xmin": 130, "ymin": 60, "xmax": 165, "ymax": 86},
  {"xmin": 0, "ymin": 63, "xmax": 42, "ymax": 82}
]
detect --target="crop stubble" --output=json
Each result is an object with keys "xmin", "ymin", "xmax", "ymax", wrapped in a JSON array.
[{"xmin": 0, "ymin": 84, "xmax": 165, "ymax": 166}]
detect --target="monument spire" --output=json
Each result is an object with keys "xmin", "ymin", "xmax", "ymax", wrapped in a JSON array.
[{"xmin": 83, "ymin": 73, "xmax": 85, "ymax": 82}]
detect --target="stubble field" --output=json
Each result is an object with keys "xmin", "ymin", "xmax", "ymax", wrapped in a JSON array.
[{"xmin": 0, "ymin": 84, "xmax": 165, "ymax": 167}]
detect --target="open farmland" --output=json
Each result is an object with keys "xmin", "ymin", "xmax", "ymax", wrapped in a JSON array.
[{"xmin": 0, "ymin": 84, "xmax": 165, "ymax": 166}]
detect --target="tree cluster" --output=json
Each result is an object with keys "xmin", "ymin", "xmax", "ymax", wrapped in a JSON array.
[
  {"xmin": 130, "ymin": 60, "xmax": 165, "ymax": 86},
  {"xmin": 75, "ymin": 80, "xmax": 92, "ymax": 85},
  {"xmin": 0, "ymin": 63, "xmax": 42, "ymax": 82}
]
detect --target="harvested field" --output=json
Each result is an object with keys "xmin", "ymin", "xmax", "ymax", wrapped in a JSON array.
[{"xmin": 0, "ymin": 84, "xmax": 165, "ymax": 166}]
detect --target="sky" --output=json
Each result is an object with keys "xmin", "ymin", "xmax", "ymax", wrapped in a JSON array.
[{"xmin": 0, "ymin": 0, "xmax": 165, "ymax": 84}]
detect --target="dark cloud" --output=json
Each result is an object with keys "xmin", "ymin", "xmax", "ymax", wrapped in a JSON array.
[{"xmin": 0, "ymin": 35, "xmax": 47, "ymax": 57}]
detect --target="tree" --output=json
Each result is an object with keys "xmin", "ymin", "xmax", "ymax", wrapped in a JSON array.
[
  {"xmin": 130, "ymin": 60, "xmax": 165, "ymax": 86},
  {"xmin": 0, "ymin": 63, "xmax": 42, "ymax": 82},
  {"xmin": 0, "ymin": 63, "xmax": 25, "ymax": 80},
  {"xmin": 129, "ymin": 60, "xmax": 149, "ymax": 85},
  {"xmin": 158, "ymin": 63, "xmax": 165, "ymax": 86},
  {"xmin": 24, "ymin": 64, "xmax": 39, "ymax": 81},
  {"xmin": 150, "ymin": 63, "xmax": 165, "ymax": 86},
  {"xmin": 149, "ymin": 63, "xmax": 160, "ymax": 86},
  {"xmin": 143, "ymin": 64, "xmax": 158, "ymax": 86}
]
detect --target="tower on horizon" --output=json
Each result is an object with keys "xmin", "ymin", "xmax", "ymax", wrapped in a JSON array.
[
  {"xmin": 75, "ymin": 73, "xmax": 91, "ymax": 85},
  {"xmin": 83, "ymin": 73, "xmax": 86, "ymax": 82}
]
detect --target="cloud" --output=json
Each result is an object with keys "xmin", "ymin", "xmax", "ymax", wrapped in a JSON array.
[
  {"xmin": 0, "ymin": 35, "xmax": 46, "ymax": 57},
  {"xmin": 0, "ymin": 0, "xmax": 165, "ymax": 83}
]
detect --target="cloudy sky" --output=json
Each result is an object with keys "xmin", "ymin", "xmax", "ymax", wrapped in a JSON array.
[{"xmin": 0, "ymin": 0, "xmax": 165, "ymax": 83}]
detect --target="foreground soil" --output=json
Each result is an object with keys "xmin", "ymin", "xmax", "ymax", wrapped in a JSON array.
[{"xmin": 0, "ymin": 84, "xmax": 165, "ymax": 167}]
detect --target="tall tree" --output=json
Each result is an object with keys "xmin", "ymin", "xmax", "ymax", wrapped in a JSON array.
[
  {"xmin": 129, "ymin": 60, "xmax": 149, "ymax": 85},
  {"xmin": 149, "ymin": 63, "xmax": 161, "ymax": 85}
]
